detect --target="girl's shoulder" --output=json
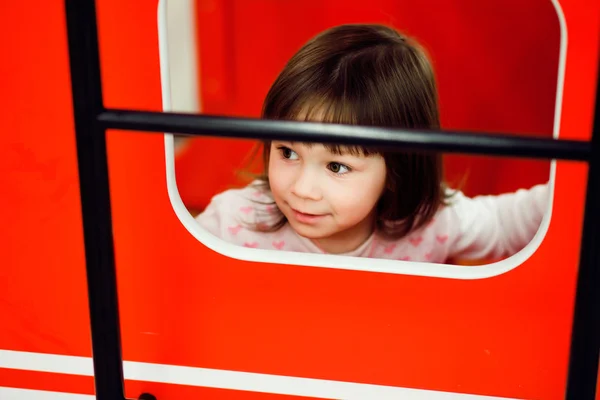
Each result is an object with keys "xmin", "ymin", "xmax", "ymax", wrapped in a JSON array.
[
  {"xmin": 194, "ymin": 181, "xmax": 280, "ymax": 243},
  {"xmin": 431, "ymin": 182, "xmax": 550, "ymax": 260},
  {"xmin": 206, "ymin": 180, "xmax": 273, "ymax": 209},
  {"xmin": 367, "ymin": 184, "xmax": 544, "ymax": 263}
]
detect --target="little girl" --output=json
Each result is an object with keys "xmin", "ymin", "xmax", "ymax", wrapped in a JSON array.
[{"xmin": 196, "ymin": 24, "xmax": 549, "ymax": 263}]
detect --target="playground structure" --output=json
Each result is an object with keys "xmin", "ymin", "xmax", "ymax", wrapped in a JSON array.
[{"xmin": 1, "ymin": 0, "xmax": 600, "ymax": 399}]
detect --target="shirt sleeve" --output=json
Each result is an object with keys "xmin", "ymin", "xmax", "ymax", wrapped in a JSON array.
[{"xmin": 446, "ymin": 183, "xmax": 550, "ymax": 260}]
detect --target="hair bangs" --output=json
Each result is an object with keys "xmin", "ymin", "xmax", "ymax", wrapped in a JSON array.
[{"xmin": 282, "ymin": 95, "xmax": 378, "ymax": 157}]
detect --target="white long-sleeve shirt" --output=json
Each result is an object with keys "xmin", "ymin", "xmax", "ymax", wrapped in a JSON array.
[{"xmin": 195, "ymin": 182, "xmax": 549, "ymax": 263}]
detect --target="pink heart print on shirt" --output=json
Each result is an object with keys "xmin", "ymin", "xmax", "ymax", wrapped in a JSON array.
[
  {"xmin": 240, "ymin": 206, "xmax": 253, "ymax": 214},
  {"xmin": 383, "ymin": 244, "xmax": 396, "ymax": 254},
  {"xmin": 244, "ymin": 242, "xmax": 259, "ymax": 248},
  {"xmin": 265, "ymin": 205, "xmax": 276, "ymax": 214},
  {"xmin": 272, "ymin": 240, "xmax": 285, "ymax": 250},
  {"xmin": 253, "ymin": 191, "xmax": 263, "ymax": 198},
  {"xmin": 409, "ymin": 236, "xmax": 423, "ymax": 247},
  {"xmin": 436, "ymin": 234, "xmax": 448, "ymax": 244},
  {"xmin": 228, "ymin": 225, "xmax": 242, "ymax": 235},
  {"xmin": 425, "ymin": 252, "xmax": 433, "ymax": 261}
]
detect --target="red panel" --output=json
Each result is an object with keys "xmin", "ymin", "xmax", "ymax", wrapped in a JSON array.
[
  {"xmin": 0, "ymin": 0, "xmax": 91, "ymax": 358},
  {"xmin": 0, "ymin": 1, "xmax": 597, "ymax": 399},
  {"xmin": 0, "ymin": 369, "xmax": 94, "ymax": 396}
]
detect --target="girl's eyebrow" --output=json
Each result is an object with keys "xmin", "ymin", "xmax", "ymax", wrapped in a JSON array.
[{"xmin": 283, "ymin": 141, "xmax": 362, "ymax": 157}]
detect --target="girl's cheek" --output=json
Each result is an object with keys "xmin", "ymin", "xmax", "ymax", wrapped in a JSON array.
[
  {"xmin": 268, "ymin": 157, "xmax": 284, "ymax": 179},
  {"xmin": 269, "ymin": 162, "xmax": 290, "ymax": 191}
]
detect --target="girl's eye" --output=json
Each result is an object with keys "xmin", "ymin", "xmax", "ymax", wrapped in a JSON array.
[
  {"xmin": 328, "ymin": 162, "xmax": 350, "ymax": 174},
  {"xmin": 279, "ymin": 146, "xmax": 299, "ymax": 160}
]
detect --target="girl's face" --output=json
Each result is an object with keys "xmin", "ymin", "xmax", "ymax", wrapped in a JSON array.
[{"xmin": 268, "ymin": 141, "xmax": 387, "ymax": 254}]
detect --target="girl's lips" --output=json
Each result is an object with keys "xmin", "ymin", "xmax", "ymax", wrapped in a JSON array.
[{"xmin": 291, "ymin": 208, "xmax": 326, "ymax": 224}]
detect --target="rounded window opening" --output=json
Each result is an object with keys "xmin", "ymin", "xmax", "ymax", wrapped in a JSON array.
[{"xmin": 158, "ymin": 0, "xmax": 564, "ymax": 279}]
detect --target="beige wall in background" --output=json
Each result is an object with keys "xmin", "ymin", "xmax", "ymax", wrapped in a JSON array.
[{"xmin": 165, "ymin": 0, "xmax": 201, "ymax": 153}]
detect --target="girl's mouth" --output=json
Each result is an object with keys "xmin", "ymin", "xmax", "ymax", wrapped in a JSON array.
[{"xmin": 291, "ymin": 208, "xmax": 326, "ymax": 224}]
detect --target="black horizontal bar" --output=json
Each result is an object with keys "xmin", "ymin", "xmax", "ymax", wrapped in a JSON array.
[{"xmin": 98, "ymin": 109, "xmax": 591, "ymax": 161}]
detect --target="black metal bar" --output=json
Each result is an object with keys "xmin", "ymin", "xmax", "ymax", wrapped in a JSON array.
[
  {"xmin": 65, "ymin": 1, "xmax": 126, "ymax": 399},
  {"xmin": 564, "ymin": 51, "xmax": 600, "ymax": 400},
  {"xmin": 98, "ymin": 109, "xmax": 591, "ymax": 161}
]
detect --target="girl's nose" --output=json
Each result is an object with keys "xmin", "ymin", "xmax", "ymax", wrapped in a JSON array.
[{"xmin": 291, "ymin": 167, "xmax": 322, "ymax": 201}]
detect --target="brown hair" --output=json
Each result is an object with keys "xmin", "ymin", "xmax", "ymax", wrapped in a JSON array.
[{"xmin": 251, "ymin": 23, "xmax": 450, "ymax": 238}]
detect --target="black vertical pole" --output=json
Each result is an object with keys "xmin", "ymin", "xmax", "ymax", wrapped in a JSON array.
[
  {"xmin": 565, "ymin": 49, "xmax": 600, "ymax": 400},
  {"xmin": 64, "ymin": 1, "xmax": 125, "ymax": 399}
]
